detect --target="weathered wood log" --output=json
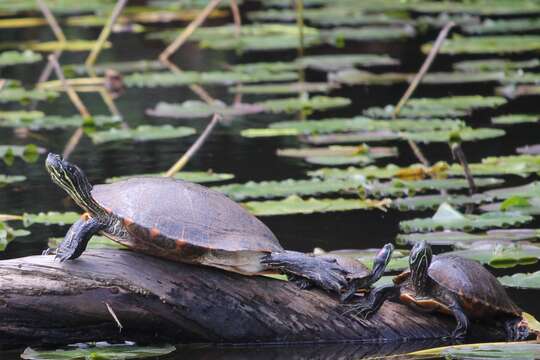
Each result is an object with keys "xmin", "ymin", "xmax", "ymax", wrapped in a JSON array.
[{"xmin": 0, "ymin": 250, "xmax": 506, "ymax": 349}]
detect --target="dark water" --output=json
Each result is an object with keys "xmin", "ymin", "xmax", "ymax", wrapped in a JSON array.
[{"xmin": 1, "ymin": 6, "xmax": 540, "ymax": 359}]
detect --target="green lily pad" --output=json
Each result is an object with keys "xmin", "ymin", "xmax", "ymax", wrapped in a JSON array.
[
  {"xmin": 214, "ymin": 178, "xmax": 365, "ymax": 201},
  {"xmin": 400, "ymin": 203, "xmax": 532, "ymax": 233},
  {"xmin": 297, "ymin": 54, "xmax": 399, "ymax": 72},
  {"xmin": 229, "ymin": 82, "xmax": 335, "ymax": 95},
  {"xmin": 393, "ymin": 193, "xmax": 492, "ymax": 211},
  {"xmin": 323, "ymin": 26, "xmax": 415, "ymax": 44},
  {"xmin": 147, "ymin": 101, "xmax": 263, "ymax": 119},
  {"xmin": 447, "ymin": 155, "xmax": 540, "ymax": 177},
  {"xmin": 124, "ymin": 70, "xmax": 298, "ymax": 88},
  {"xmin": 499, "ymin": 271, "xmax": 540, "ymax": 289},
  {"xmin": 0, "ymin": 175, "xmax": 26, "ymax": 186},
  {"xmin": 242, "ymin": 195, "xmax": 389, "ymax": 216},
  {"xmin": 0, "ymin": 114, "xmax": 121, "ymax": 130},
  {"xmin": 484, "ymin": 182, "xmax": 540, "ymax": 200},
  {"xmin": 242, "ymin": 117, "xmax": 464, "ymax": 137},
  {"xmin": 0, "ymin": 87, "xmax": 58, "ymax": 103},
  {"xmin": 481, "ymin": 197, "xmax": 540, "ymax": 215},
  {"xmin": 492, "ymin": 114, "xmax": 539, "ymax": 125},
  {"xmin": 65, "ymin": 60, "xmax": 167, "ymax": 76},
  {"xmin": 463, "ymin": 17, "xmax": 540, "ymax": 35},
  {"xmin": 304, "ymin": 131, "xmax": 401, "ymax": 145},
  {"xmin": 106, "ymin": 171, "xmax": 234, "ymax": 184},
  {"xmin": 49, "ymin": 235, "xmax": 127, "ymax": 250},
  {"xmin": 412, "ymin": 0, "xmax": 540, "ymax": 15},
  {"xmin": 89, "ymin": 125, "xmax": 196, "ymax": 144},
  {"xmin": 365, "ymin": 178, "xmax": 502, "ymax": 198},
  {"xmin": 411, "ymin": 342, "xmax": 540, "ymax": 359},
  {"xmin": 397, "ymin": 229, "xmax": 540, "ymax": 247},
  {"xmin": 451, "ymin": 242, "xmax": 540, "ymax": 268},
  {"xmin": 0, "ymin": 222, "xmax": 30, "ymax": 251},
  {"xmin": 404, "ymin": 128, "xmax": 506, "ymax": 143},
  {"xmin": 259, "ymin": 96, "xmax": 351, "ymax": 114},
  {"xmin": 454, "ymin": 58, "xmax": 540, "ymax": 73},
  {"xmin": 21, "ymin": 40, "xmax": 110, "ymax": 52},
  {"xmin": 0, "ymin": 144, "xmax": 44, "ymax": 165},
  {"xmin": 22, "ymin": 212, "xmax": 80, "ymax": 227},
  {"xmin": 424, "ymin": 35, "xmax": 540, "ymax": 54},
  {"xmin": 21, "ymin": 344, "xmax": 176, "ymax": 360},
  {"xmin": 365, "ymin": 96, "xmax": 507, "ymax": 118},
  {"xmin": 277, "ymin": 145, "xmax": 397, "ymax": 161},
  {"xmin": 0, "ymin": 0, "xmax": 114, "ymax": 14},
  {"xmin": 0, "ymin": 50, "xmax": 41, "ymax": 67}
]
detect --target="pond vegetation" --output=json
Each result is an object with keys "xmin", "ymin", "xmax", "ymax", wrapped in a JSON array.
[{"xmin": 2, "ymin": 0, "xmax": 540, "ymax": 358}]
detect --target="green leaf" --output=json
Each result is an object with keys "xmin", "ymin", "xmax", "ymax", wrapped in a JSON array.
[
  {"xmin": 0, "ymin": 222, "xmax": 30, "ymax": 251},
  {"xmin": 499, "ymin": 271, "xmax": 540, "ymax": 289},
  {"xmin": 323, "ymin": 26, "xmax": 415, "ymax": 43},
  {"xmin": 393, "ymin": 193, "xmax": 492, "ymax": 211},
  {"xmin": 0, "ymin": 114, "xmax": 121, "ymax": 130},
  {"xmin": 304, "ymin": 131, "xmax": 401, "ymax": 145},
  {"xmin": 0, "ymin": 174, "xmax": 26, "ymax": 186},
  {"xmin": 0, "ymin": 50, "xmax": 41, "ymax": 67},
  {"xmin": 21, "ymin": 344, "xmax": 176, "ymax": 360},
  {"xmin": 0, "ymin": 87, "xmax": 58, "ymax": 103},
  {"xmin": 242, "ymin": 195, "xmax": 389, "ymax": 216},
  {"xmin": 277, "ymin": 145, "xmax": 398, "ymax": 166},
  {"xmin": 230, "ymin": 82, "xmax": 334, "ymax": 95},
  {"xmin": 22, "ymin": 212, "xmax": 81, "ymax": 227},
  {"xmin": 214, "ymin": 178, "xmax": 366, "ymax": 201},
  {"xmin": 454, "ymin": 58, "xmax": 540, "ymax": 72},
  {"xmin": 410, "ymin": 342, "xmax": 540, "ymax": 359},
  {"xmin": 297, "ymin": 54, "xmax": 399, "ymax": 72},
  {"xmin": 124, "ymin": 70, "xmax": 298, "ymax": 88},
  {"xmin": 491, "ymin": 114, "xmax": 539, "ymax": 125},
  {"xmin": 463, "ymin": 17, "xmax": 540, "ymax": 35},
  {"xmin": 452, "ymin": 243, "xmax": 540, "ymax": 268},
  {"xmin": 10, "ymin": 40, "xmax": 111, "ymax": 52},
  {"xmin": 89, "ymin": 125, "xmax": 196, "ymax": 144},
  {"xmin": 424, "ymin": 35, "xmax": 540, "ymax": 54},
  {"xmin": 259, "ymin": 96, "xmax": 351, "ymax": 113},
  {"xmin": 106, "ymin": 171, "xmax": 234, "ymax": 184},
  {"xmin": 500, "ymin": 196, "xmax": 531, "ymax": 211},
  {"xmin": 0, "ymin": 144, "xmax": 45, "ymax": 164},
  {"xmin": 147, "ymin": 101, "xmax": 263, "ymax": 119},
  {"xmin": 403, "ymin": 128, "xmax": 506, "ymax": 143}
]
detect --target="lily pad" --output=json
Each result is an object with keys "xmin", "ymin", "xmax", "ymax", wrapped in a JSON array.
[
  {"xmin": 65, "ymin": 60, "xmax": 167, "ymax": 76},
  {"xmin": 447, "ymin": 155, "xmax": 540, "ymax": 177},
  {"xmin": 0, "ymin": 222, "xmax": 30, "ymax": 251},
  {"xmin": 0, "ymin": 144, "xmax": 44, "ymax": 165},
  {"xmin": 517, "ymin": 144, "xmax": 540, "ymax": 155},
  {"xmin": 106, "ymin": 171, "xmax": 234, "ymax": 184},
  {"xmin": 277, "ymin": 145, "xmax": 398, "ymax": 165},
  {"xmin": 0, "ymin": 175, "xmax": 26, "ymax": 186},
  {"xmin": 0, "ymin": 114, "xmax": 121, "ymax": 130},
  {"xmin": 214, "ymin": 178, "xmax": 366, "ymax": 201},
  {"xmin": 451, "ymin": 242, "xmax": 540, "ymax": 268},
  {"xmin": 481, "ymin": 197, "xmax": 540, "ymax": 215},
  {"xmin": 484, "ymin": 182, "xmax": 540, "ymax": 200},
  {"xmin": 410, "ymin": 342, "xmax": 540, "ymax": 359},
  {"xmin": 0, "ymin": 87, "xmax": 58, "ymax": 103},
  {"xmin": 454, "ymin": 58, "xmax": 540, "ymax": 72},
  {"xmin": 424, "ymin": 35, "xmax": 540, "ymax": 55},
  {"xmin": 323, "ymin": 26, "xmax": 415, "ymax": 44},
  {"xmin": 147, "ymin": 101, "xmax": 263, "ymax": 119},
  {"xmin": 393, "ymin": 193, "xmax": 492, "ymax": 211},
  {"xmin": 242, "ymin": 195, "xmax": 389, "ymax": 216},
  {"xmin": 499, "ymin": 271, "xmax": 540, "ymax": 289},
  {"xmin": 404, "ymin": 127, "xmax": 506, "ymax": 143},
  {"xmin": 397, "ymin": 229, "xmax": 540, "ymax": 247},
  {"xmin": 3, "ymin": 40, "xmax": 111, "ymax": 52},
  {"xmin": 259, "ymin": 96, "xmax": 351, "ymax": 114},
  {"xmin": 0, "ymin": 50, "xmax": 41, "ymax": 67},
  {"xmin": 21, "ymin": 344, "xmax": 176, "ymax": 360},
  {"xmin": 229, "ymin": 82, "xmax": 335, "ymax": 95},
  {"xmin": 304, "ymin": 131, "xmax": 401, "ymax": 145},
  {"xmin": 89, "ymin": 125, "xmax": 196, "ymax": 144},
  {"xmin": 399, "ymin": 203, "xmax": 532, "ymax": 233},
  {"xmin": 124, "ymin": 70, "xmax": 298, "ymax": 87},
  {"xmin": 22, "ymin": 212, "xmax": 80, "ymax": 227},
  {"xmin": 492, "ymin": 114, "xmax": 539, "ymax": 125},
  {"xmin": 297, "ymin": 54, "xmax": 399, "ymax": 72},
  {"xmin": 463, "ymin": 17, "xmax": 540, "ymax": 35}
]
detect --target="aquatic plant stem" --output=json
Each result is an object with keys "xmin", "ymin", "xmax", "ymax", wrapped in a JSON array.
[
  {"xmin": 85, "ymin": 0, "xmax": 128, "ymax": 76},
  {"xmin": 451, "ymin": 142, "xmax": 477, "ymax": 195},
  {"xmin": 229, "ymin": 0, "xmax": 242, "ymax": 38},
  {"xmin": 159, "ymin": 0, "xmax": 223, "ymax": 63},
  {"xmin": 164, "ymin": 113, "xmax": 221, "ymax": 177},
  {"xmin": 36, "ymin": 0, "xmax": 66, "ymax": 43},
  {"xmin": 392, "ymin": 22, "xmax": 455, "ymax": 118}
]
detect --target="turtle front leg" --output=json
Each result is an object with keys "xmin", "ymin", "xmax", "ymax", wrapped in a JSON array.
[
  {"xmin": 505, "ymin": 317, "xmax": 529, "ymax": 341},
  {"xmin": 447, "ymin": 300, "xmax": 469, "ymax": 340},
  {"xmin": 261, "ymin": 251, "xmax": 348, "ymax": 294},
  {"xmin": 45, "ymin": 217, "xmax": 105, "ymax": 262},
  {"xmin": 344, "ymin": 284, "xmax": 399, "ymax": 318}
]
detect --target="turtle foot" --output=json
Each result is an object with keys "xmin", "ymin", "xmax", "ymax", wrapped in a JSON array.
[{"xmin": 506, "ymin": 317, "xmax": 530, "ymax": 341}]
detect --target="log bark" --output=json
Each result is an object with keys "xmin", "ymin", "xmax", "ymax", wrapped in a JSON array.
[{"xmin": 0, "ymin": 250, "xmax": 506, "ymax": 349}]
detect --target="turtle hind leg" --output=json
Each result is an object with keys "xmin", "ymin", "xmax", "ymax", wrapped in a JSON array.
[
  {"xmin": 48, "ymin": 217, "xmax": 105, "ymax": 262},
  {"xmin": 505, "ymin": 317, "xmax": 529, "ymax": 341},
  {"xmin": 261, "ymin": 250, "xmax": 348, "ymax": 294},
  {"xmin": 448, "ymin": 301, "xmax": 469, "ymax": 340},
  {"xmin": 343, "ymin": 284, "xmax": 399, "ymax": 318}
]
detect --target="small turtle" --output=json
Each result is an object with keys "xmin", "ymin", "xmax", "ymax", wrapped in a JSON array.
[
  {"xmin": 44, "ymin": 153, "xmax": 393, "ymax": 297},
  {"xmin": 351, "ymin": 241, "xmax": 528, "ymax": 340}
]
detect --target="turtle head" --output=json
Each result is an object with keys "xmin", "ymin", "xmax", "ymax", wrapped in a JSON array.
[
  {"xmin": 371, "ymin": 243, "xmax": 394, "ymax": 279},
  {"xmin": 46, "ymin": 153, "xmax": 96, "ymax": 213},
  {"xmin": 409, "ymin": 241, "xmax": 432, "ymax": 291}
]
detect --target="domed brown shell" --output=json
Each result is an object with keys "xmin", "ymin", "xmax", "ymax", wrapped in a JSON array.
[
  {"xmin": 92, "ymin": 177, "xmax": 283, "ymax": 253},
  {"xmin": 396, "ymin": 254, "xmax": 522, "ymax": 318}
]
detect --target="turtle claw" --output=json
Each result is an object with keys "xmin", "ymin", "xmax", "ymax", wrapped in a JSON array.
[{"xmin": 42, "ymin": 248, "xmax": 55, "ymax": 256}]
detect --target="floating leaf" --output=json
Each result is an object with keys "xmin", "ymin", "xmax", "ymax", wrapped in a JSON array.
[
  {"xmin": 0, "ymin": 17, "xmax": 47, "ymax": 28},
  {"xmin": 492, "ymin": 114, "xmax": 539, "ymax": 125},
  {"xmin": 0, "ymin": 175, "xmax": 26, "ymax": 186},
  {"xmin": 0, "ymin": 50, "xmax": 41, "ymax": 67},
  {"xmin": 0, "ymin": 144, "xmax": 44, "ymax": 165},
  {"xmin": 409, "ymin": 342, "xmax": 540, "ymax": 359},
  {"xmin": 242, "ymin": 195, "xmax": 389, "ymax": 216},
  {"xmin": 65, "ymin": 60, "xmax": 167, "ymax": 76},
  {"xmin": 277, "ymin": 145, "xmax": 398, "ymax": 165},
  {"xmin": 451, "ymin": 242, "xmax": 540, "ymax": 268},
  {"xmin": 21, "ymin": 344, "xmax": 176, "ymax": 360},
  {"xmin": 424, "ymin": 35, "xmax": 540, "ymax": 54},
  {"xmin": 147, "ymin": 101, "xmax": 263, "ymax": 119},
  {"xmin": 405, "ymin": 128, "xmax": 506, "ymax": 143},
  {"xmin": 13, "ymin": 40, "xmax": 111, "ymax": 52},
  {"xmin": 304, "ymin": 131, "xmax": 401, "ymax": 144},
  {"xmin": 0, "ymin": 222, "xmax": 30, "ymax": 251},
  {"xmin": 463, "ymin": 17, "xmax": 540, "ymax": 35},
  {"xmin": 454, "ymin": 58, "xmax": 540, "ymax": 72},
  {"xmin": 0, "ymin": 87, "xmax": 58, "ymax": 103},
  {"xmin": 393, "ymin": 193, "xmax": 492, "ymax": 211},
  {"xmin": 400, "ymin": 203, "xmax": 532, "ymax": 233},
  {"xmin": 259, "ymin": 96, "xmax": 351, "ymax": 113},
  {"xmin": 215, "ymin": 178, "xmax": 366, "ymax": 201},
  {"xmin": 89, "ymin": 125, "xmax": 196, "ymax": 144},
  {"xmin": 0, "ymin": 114, "xmax": 121, "ymax": 130},
  {"xmin": 124, "ymin": 70, "xmax": 298, "ymax": 88},
  {"xmin": 499, "ymin": 271, "xmax": 540, "ymax": 289},
  {"xmin": 323, "ymin": 26, "xmax": 415, "ymax": 44},
  {"xmin": 448, "ymin": 155, "xmax": 540, "ymax": 177},
  {"xmin": 22, "ymin": 212, "xmax": 80, "ymax": 227},
  {"xmin": 106, "ymin": 171, "xmax": 234, "ymax": 184},
  {"xmin": 481, "ymin": 197, "xmax": 540, "ymax": 215},
  {"xmin": 297, "ymin": 54, "xmax": 399, "ymax": 72},
  {"xmin": 49, "ymin": 236, "xmax": 127, "ymax": 250},
  {"xmin": 230, "ymin": 82, "xmax": 335, "ymax": 95},
  {"xmin": 397, "ymin": 229, "xmax": 540, "ymax": 247},
  {"xmin": 517, "ymin": 144, "xmax": 540, "ymax": 155}
]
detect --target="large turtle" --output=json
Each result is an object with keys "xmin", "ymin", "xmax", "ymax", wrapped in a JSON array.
[
  {"xmin": 350, "ymin": 241, "xmax": 529, "ymax": 340},
  {"xmin": 44, "ymin": 153, "xmax": 393, "ymax": 297}
]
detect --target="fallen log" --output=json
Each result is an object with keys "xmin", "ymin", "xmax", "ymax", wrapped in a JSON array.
[{"xmin": 0, "ymin": 250, "xmax": 506, "ymax": 349}]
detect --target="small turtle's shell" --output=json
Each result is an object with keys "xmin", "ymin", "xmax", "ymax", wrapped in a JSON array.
[
  {"xmin": 92, "ymin": 177, "xmax": 283, "ymax": 254},
  {"xmin": 394, "ymin": 255, "xmax": 522, "ymax": 318}
]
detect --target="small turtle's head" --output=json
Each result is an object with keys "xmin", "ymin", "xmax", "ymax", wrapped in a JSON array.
[
  {"xmin": 369, "ymin": 243, "xmax": 394, "ymax": 283},
  {"xmin": 46, "ymin": 153, "xmax": 94, "ymax": 211},
  {"xmin": 409, "ymin": 240, "xmax": 432, "ymax": 291}
]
